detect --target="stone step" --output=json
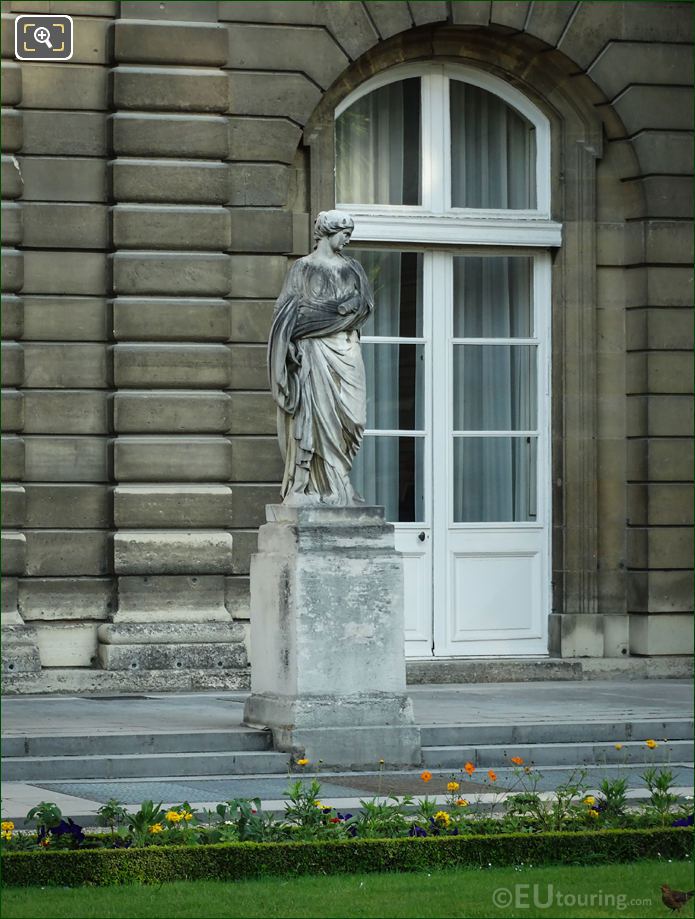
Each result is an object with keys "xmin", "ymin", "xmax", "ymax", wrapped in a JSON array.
[
  {"xmin": 419, "ymin": 719, "xmax": 694, "ymax": 747},
  {"xmin": 422, "ymin": 738, "xmax": 694, "ymax": 770},
  {"xmin": 2, "ymin": 749, "xmax": 290, "ymax": 782},
  {"xmin": 1, "ymin": 729, "xmax": 272, "ymax": 759}
]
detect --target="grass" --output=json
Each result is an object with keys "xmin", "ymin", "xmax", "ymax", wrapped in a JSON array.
[{"xmin": 1, "ymin": 859, "xmax": 693, "ymax": 919}]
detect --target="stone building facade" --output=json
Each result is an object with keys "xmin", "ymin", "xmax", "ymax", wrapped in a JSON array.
[{"xmin": 1, "ymin": 0, "xmax": 692, "ymax": 693}]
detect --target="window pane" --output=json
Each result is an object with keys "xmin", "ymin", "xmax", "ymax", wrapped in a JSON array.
[
  {"xmin": 352, "ymin": 436, "xmax": 424, "ymax": 522},
  {"xmin": 363, "ymin": 343, "xmax": 425, "ymax": 431},
  {"xmin": 450, "ymin": 80, "xmax": 536, "ymax": 209},
  {"xmin": 453, "ymin": 256, "xmax": 532, "ymax": 338},
  {"xmin": 453, "ymin": 437, "xmax": 537, "ymax": 522},
  {"xmin": 351, "ymin": 250, "xmax": 423, "ymax": 337},
  {"xmin": 453, "ymin": 345, "xmax": 537, "ymax": 431},
  {"xmin": 336, "ymin": 78, "xmax": 421, "ymax": 205}
]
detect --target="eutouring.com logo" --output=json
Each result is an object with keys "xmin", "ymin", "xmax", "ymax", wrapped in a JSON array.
[
  {"xmin": 15, "ymin": 14, "xmax": 73, "ymax": 61},
  {"xmin": 492, "ymin": 884, "xmax": 652, "ymax": 911}
]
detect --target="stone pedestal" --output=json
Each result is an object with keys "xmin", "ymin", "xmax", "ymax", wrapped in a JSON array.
[{"xmin": 243, "ymin": 505, "xmax": 422, "ymax": 769}]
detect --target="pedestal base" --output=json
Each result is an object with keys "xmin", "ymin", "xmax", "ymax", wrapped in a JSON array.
[{"xmin": 243, "ymin": 505, "xmax": 422, "ymax": 769}]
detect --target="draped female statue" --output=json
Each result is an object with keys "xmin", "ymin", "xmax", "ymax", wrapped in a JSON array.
[{"xmin": 268, "ymin": 211, "xmax": 374, "ymax": 506}]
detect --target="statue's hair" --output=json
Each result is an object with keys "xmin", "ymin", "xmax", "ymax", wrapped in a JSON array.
[{"xmin": 313, "ymin": 210, "xmax": 354, "ymax": 241}]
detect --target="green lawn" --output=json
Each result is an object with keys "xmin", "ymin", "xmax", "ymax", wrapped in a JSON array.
[{"xmin": 1, "ymin": 860, "xmax": 693, "ymax": 919}]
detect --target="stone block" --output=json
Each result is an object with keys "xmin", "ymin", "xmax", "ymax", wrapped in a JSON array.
[
  {"xmin": 112, "ymin": 252, "xmax": 231, "ymax": 297},
  {"xmin": 1, "ymin": 388, "xmax": 23, "ymax": 431},
  {"xmin": 1, "ymin": 341, "xmax": 22, "ymax": 385},
  {"xmin": 228, "ymin": 71, "xmax": 321, "ymax": 125},
  {"xmin": 645, "ymin": 222, "xmax": 694, "ymax": 265},
  {"xmin": 589, "ymin": 42, "xmax": 692, "ymax": 102},
  {"xmin": 100, "ymin": 619, "xmax": 242, "ymax": 645},
  {"xmin": 364, "ymin": 2, "xmax": 412, "ymax": 39},
  {"xmin": 111, "ymin": 159, "xmax": 228, "ymax": 205},
  {"xmin": 1, "ymin": 155, "xmax": 22, "ymax": 199},
  {"xmin": 24, "ymin": 483, "xmax": 110, "ymax": 528},
  {"xmin": 1, "ymin": 577, "xmax": 18, "ymax": 615},
  {"xmin": 622, "ymin": 1, "xmax": 692, "ymax": 42},
  {"xmin": 648, "ymin": 527, "xmax": 693, "ymax": 569},
  {"xmin": 113, "ymin": 297, "xmax": 230, "ymax": 342},
  {"xmin": 647, "ymin": 570, "xmax": 694, "ymax": 613},
  {"xmin": 19, "ymin": 64, "xmax": 108, "ymax": 111},
  {"xmin": 231, "ymin": 529, "xmax": 256, "ymax": 575},
  {"xmin": 115, "ymin": 20, "xmax": 227, "ymax": 65},
  {"xmin": 648, "ymin": 438, "xmax": 693, "ymax": 481},
  {"xmin": 218, "ymin": 1, "xmax": 318, "ymax": 23},
  {"xmin": 1, "ymin": 294, "xmax": 23, "ymax": 339},
  {"xmin": 23, "ymin": 390, "xmax": 108, "ymax": 434},
  {"xmin": 602, "ymin": 613, "xmax": 630, "ymax": 658},
  {"xmin": 44, "ymin": 2, "xmax": 119, "ymax": 16},
  {"xmin": 630, "ymin": 613, "xmax": 694, "ymax": 656},
  {"xmin": 632, "ymin": 132, "xmax": 693, "ymax": 176},
  {"xmin": 646, "ymin": 267, "xmax": 693, "ymax": 307},
  {"xmin": 229, "ymin": 344, "xmax": 268, "ymax": 390},
  {"xmin": 25, "ymin": 529, "xmax": 109, "ymax": 576},
  {"xmin": 24, "ymin": 435, "xmax": 110, "ymax": 482},
  {"xmin": 615, "ymin": 87, "xmax": 692, "ymax": 136},
  {"xmin": 114, "ymin": 530, "xmax": 234, "ymax": 575},
  {"xmin": 230, "ymin": 484, "xmax": 278, "ymax": 527},
  {"xmin": 21, "ymin": 111, "xmax": 107, "ymax": 157},
  {"xmin": 228, "ymin": 164, "xmax": 289, "ymax": 207},
  {"xmin": 547, "ymin": 613, "xmax": 604, "ymax": 658},
  {"xmin": 113, "ymin": 205, "xmax": 230, "ymax": 251},
  {"xmin": 65, "ymin": 15, "xmax": 111, "ymax": 65},
  {"xmin": 229, "ymin": 255, "xmax": 286, "ymax": 299},
  {"xmin": 22, "ymin": 203, "xmax": 108, "ymax": 250},
  {"xmin": 120, "ymin": 1, "xmax": 218, "ymax": 21},
  {"xmin": 114, "ymin": 391, "xmax": 231, "ymax": 433},
  {"xmin": 114, "ymin": 66, "xmax": 228, "ymax": 113},
  {"xmin": 629, "ymin": 176, "xmax": 692, "ymax": 221},
  {"xmin": 226, "ymin": 23, "xmax": 348, "ymax": 90},
  {"xmin": 19, "ymin": 577, "xmax": 114, "ymax": 621},
  {"xmin": 525, "ymin": 1, "xmax": 573, "ymax": 44},
  {"xmin": 647, "ymin": 395, "xmax": 693, "ymax": 437},
  {"xmin": 1, "ymin": 435, "xmax": 24, "ymax": 480},
  {"xmin": 112, "ymin": 112, "xmax": 227, "ymax": 160},
  {"xmin": 35, "ymin": 621, "xmax": 99, "ymax": 667},
  {"xmin": 1, "ymin": 62, "xmax": 21, "ymax": 106},
  {"xmin": 225, "ymin": 575, "xmax": 250, "ymax": 619},
  {"xmin": 230, "ymin": 436, "xmax": 283, "ymax": 482},
  {"xmin": 648, "ymin": 352, "xmax": 693, "ymax": 394},
  {"xmin": 556, "ymin": 3, "xmax": 622, "ymax": 70},
  {"xmin": 113, "ymin": 575, "xmax": 231, "ymax": 622},
  {"xmin": 1, "ymin": 108, "xmax": 22, "ymax": 152},
  {"xmin": 114, "ymin": 436, "xmax": 233, "ymax": 482},
  {"xmin": 227, "ymin": 392, "xmax": 275, "ymax": 435},
  {"xmin": 229, "ymin": 300, "xmax": 274, "ymax": 342},
  {"xmin": 646, "ymin": 483, "xmax": 693, "ymax": 526},
  {"xmin": 114, "ymin": 485, "xmax": 232, "ymax": 527},
  {"xmin": 22, "ymin": 297, "xmax": 107, "ymax": 341},
  {"xmin": 22, "ymin": 343, "xmax": 108, "ymax": 389},
  {"xmin": 1, "ymin": 202, "xmax": 22, "ymax": 246},
  {"xmin": 228, "ymin": 208, "xmax": 292, "ymax": 253},
  {"xmin": 321, "ymin": 0, "xmax": 381, "ymax": 58},
  {"xmin": 113, "ymin": 344, "xmax": 230, "ymax": 388},
  {"xmin": 1, "ymin": 248, "xmax": 22, "ymax": 292},
  {"xmin": 22, "ymin": 251, "xmax": 107, "ymax": 296},
  {"xmin": 1, "ymin": 484, "xmax": 25, "ymax": 527},
  {"xmin": 1, "ymin": 532, "xmax": 25, "ymax": 575},
  {"xmin": 227, "ymin": 117, "xmax": 301, "ymax": 164},
  {"xmin": 98, "ymin": 640, "xmax": 245, "ymax": 671},
  {"xmin": 19, "ymin": 156, "xmax": 107, "ymax": 203}
]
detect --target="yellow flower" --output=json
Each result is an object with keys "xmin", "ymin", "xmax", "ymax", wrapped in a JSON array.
[
  {"xmin": 314, "ymin": 801, "xmax": 325, "ymax": 808},
  {"xmin": 588, "ymin": 808, "xmax": 599, "ymax": 819},
  {"xmin": 584, "ymin": 796, "xmax": 596, "ymax": 806},
  {"xmin": 420, "ymin": 770, "xmax": 432, "ymax": 783},
  {"xmin": 379, "ymin": 758, "xmax": 385, "ymax": 765},
  {"xmin": 455, "ymin": 798, "xmax": 469, "ymax": 808},
  {"xmin": 165, "ymin": 810, "xmax": 182, "ymax": 823},
  {"xmin": 182, "ymin": 811, "xmax": 193, "ymax": 822},
  {"xmin": 447, "ymin": 781, "xmax": 460, "ymax": 792},
  {"xmin": 614, "ymin": 743, "xmax": 623, "ymax": 750},
  {"xmin": 149, "ymin": 823, "xmax": 163, "ymax": 834},
  {"xmin": 434, "ymin": 810, "xmax": 451, "ymax": 827},
  {"xmin": 296, "ymin": 758, "xmax": 309, "ymax": 766},
  {"xmin": 39, "ymin": 837, "xmax": 50, "ymax": 847},
  {"xmin": 1, "ymin": 831, "xmax": 12, "ymax": 841},
  {"xmin": 2, "ymin": 821, "xmax": 15, "ymax": 831},
  {"xmin": 645, "ymin": 739, "xmax": 658, "ymax": 749}
]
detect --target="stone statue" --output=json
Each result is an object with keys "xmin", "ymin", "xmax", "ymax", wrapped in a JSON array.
[{"xmin": 268, "ymin": 210, "xmax": 374, "ymax": 506}]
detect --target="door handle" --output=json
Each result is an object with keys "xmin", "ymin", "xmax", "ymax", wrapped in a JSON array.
[{"xmin": 418, "ymin": 531, "xmax": 426, "ymax": 542}]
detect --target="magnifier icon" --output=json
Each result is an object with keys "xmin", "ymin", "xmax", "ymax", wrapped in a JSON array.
[{"xmin": 33, "ymin": 25, "xmax": 53, "ymax": 49}]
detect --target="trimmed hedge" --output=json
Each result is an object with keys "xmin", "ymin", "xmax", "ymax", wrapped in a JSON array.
[{"xmin": 2, "ymin": 828, "xmax": 692, "ymax": 887}]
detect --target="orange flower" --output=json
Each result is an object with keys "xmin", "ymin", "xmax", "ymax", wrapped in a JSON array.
[
  {"xmin": 420, "ymin": 770, "xmax": 432, "ymax": 783},
  {"xmin": 487, "ymin": 770, "xmax": 497, "ymax": 782},
  {"xmin": 510, "ymin": 756, "xmax": 524, "ymax": 766},
  {"xmin": 464, "ymin": 762, "xmax": 475, "ymax": 775},
  {"xmin": 645, "ymin": 739, "xmax": 658, "ymax": 750}
]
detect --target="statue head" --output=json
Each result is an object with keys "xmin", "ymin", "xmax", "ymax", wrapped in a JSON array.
[{"xmin": 313, "ymin": 210, "xmax": 355, "ymax": 251}]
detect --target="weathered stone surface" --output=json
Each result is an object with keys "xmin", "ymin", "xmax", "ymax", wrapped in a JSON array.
[
  {"xmin": 1, "ymin": 532, "xmax": 25, "ymax": 575},
  {"xmin": 114, "ymin": 575, "xmax": 231, "ymax": 622},
  {"xmin": 364, "ymin": 2, "xmax": 412, "ymax": 40},
  {"xmin": 1, "ymin": 484, "xmax": 25, "ymax": 528},
  {"xmin": 1, "ymin": 389, "xmax": 23, "ymax": 431},
  {"xmin": 1, "ymin": 155, "xmax": 22, "ymax": 199},
  {"xmin": 24, "ymin": 483, "xmax": 109, "ymax": 528},
  {"xmin": 1, "ymin": 341, "xmax": 23, "ymax": 386},
  {"xmin": 631, "ymin": 131, "xmax": 693, "ymax": 175},
  {"xmin": 114, "ymin": 485, "xmax": 233, "ymax": 527},
  {"xmin": 98, "ymin": 641, "xmax": 245, "ymax": 671},
  {"xmin": 451, "ymin": 1, "xmax": 491, "ymax": 26},
  {"xmin": 111, "ymin": 160, "xmax": 228, "ymax": 205},
  {"xmin": 228, "ymin": 71, "xmax": 321, "ymax": 124},
  {"xmin": 113, "ymin": 205, "xmax": 230, "ymax": 251},
  {"xmin": 227, "ymin": 117, "xmax": 301, "ymax": 164},
  {"xmin": 589, "ymin": 42, "xmax": 692, "ymax": 102},
  {"xmin": 230, "ymin": 484, "xmax": 278, "ymax": 528},
  {"xmin": 22, "ymin": 297, "xmax": 107, "ymax": 341},
  {"xmin": 2, "ymin": 577, "xmax": 19, "ymax": 615},
  {"xmin": 1, "ymin": 435, "xmax": 24, "ymax": 480},
  {"xmin": 408, "ymin": 1, "xmax": 448, "ymax": 25},
  {"xmin": 228, "ymin": 344, "xmax": 268, "ymax": 390},
  {"xmin": 115, "ymin": 392, "xmax": 230, "ymax": 434},
  {"xmin": 114, "ymin": 531, "xmax": 234, "ymax": 575},
  {"xmin": 648, "ymin": 352, "xmax": 693, "ymax": 394},
  {"xmin": 19, "ymin": 578, "xmax": 114, "ymax": 622},
  {"xmin": 525, "ymin": 1, "xmax": 574, "ymax": 44},
  {"xmin": 228, "ymin": 164, "xmax": 289, "ymax": 207},
  {"xmin": 547, "ymin": 613, "xmax": 604, "ymax": 658},
  {"xmin": 21, "ymin": 111, "xmax": 107, "ymax": 156},
  {"xmin": 112, "ymin": 252, "xmax": 231, "ymax": 297},
  {"xmin": 113, "ymin": 298, "xmax": 230, "ymax": 342},
  {"xmin": 218, "ymin": 1, "xmax": 318, "ymax": 23},
  {"xmin": 1, "ymin": 62, "xmax": 21, "ymax": 106},
  {"xmin": 229, "ymin": 255, "xmax": 286, "ymax": 298},
  {"xmin": 631, "ymin": 176, "xmax": 693, "ymax": 220},
  {"xmin": 648, "ymin": 439, "xmax": 693, "ymax": 482},
  {"xmin": 114, "ymin": 436, "xmax": 232, "ymax": 482},
  {"xmin": 25, "ymin": 529, "xmax": 109, "ymax": 576},
  {"xmin": 112, "ymin": 113, "xmax": 228, "ymax": 160},
  {"xmin": 99, "ymin": 621, "xmax": 242, "ymax": 647},
  {"xmin": 22, "ymin": 203, "xmax": 108, "ymax": 250},
  {"xmin": 231, "ymin": 529, "xmax": 256, "ymax": 575},
  {"xmin": 1, "ymin": 203, "xmax": 22, "ymax": 247},
  {"xmin": 1, "ymin": 248, "xmax": 22, "ymax": 292},
  {"xmin": 114, "ymin": 66, "xmax": 229, "ymax": 113},
  {"xmin": 113, "ymin": 344, "xmax": 230, "ymax": 388},
  {"xmin": 115, "ymin": 20, "xmax": 227, "ymax": 66},
  {"xmin": 630, "ymin": 613, "xmax": 694, "ymax": 655},
  {"xmin": 615, "ymin": 86, "xmax": 692, "ymax": 135},
  {"xmin": 228, "ymin": 208, "xmax": 292, "ymax": 253},
  {"xmin": 22, "ymin": 252, "xmax": 107, "ymax": 295},
  {"xmin": 19, "ymin": 156, "xmax": 107, "ymax": 203},
  {"xmin": 19, "ymin": 64, "xmax": 108, "ymax": 111},
  {"xmin": 230, "ymin": 436, "xmax": 283, "ymax": 482},
  {"xmin": 645, "ymin": 483, "xmax": 694, "ymax": 526},
  {"xmin": 1, "ymin": 295, "xmax": 23, "ymax": 339},
  {"xmin": 224, "ymin": 575, "xmax": 250, "ymax": 619},
  {"xmin": 22, "ymin": 344, "xmax": 108, "ymax": 388},
  {"xmin": 1, "ymin": 108, "xmax": 22, "ymax": 152},
  {"xmin": 227, "ymin": 392, "xmax": 275, "ymax": 435},
  {"xmin": 646, "ymin": 395, "xmax": 693, "ymax": 437},
  {"xmin": 22, "ymin": 391, "xmax": 109, "ymax": 435},
  {"xmin": 120, "ymin": 1, "xmax": 218, "ymax": 21},
  {"xmin": 24, "ymin": 436, "xmax": 110, "ymax": 482},
  {"xmin": 226, "ymin": 24, "xmax": 348, "ymax": 90},
  {"xmin": 35, "ymin": 621, "xmax": 99, "ymax": 667},
  {"xmin": 229, "ymin": 300, "xmax": 274, "ymax": 343}
]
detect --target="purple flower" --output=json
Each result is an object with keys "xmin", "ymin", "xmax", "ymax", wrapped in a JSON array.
[
  {"xmin": 671, "ymin": 814, "xmax": 694, "ymax": 827},
  {"xmin": 409, "ymin": 825, "xmax": 427, "ymax": 838}
]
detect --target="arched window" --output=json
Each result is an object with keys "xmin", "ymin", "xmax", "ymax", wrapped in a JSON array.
[{"xmin": 335, "ymin": 65, "xmax": 559, "ymax": 659}]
